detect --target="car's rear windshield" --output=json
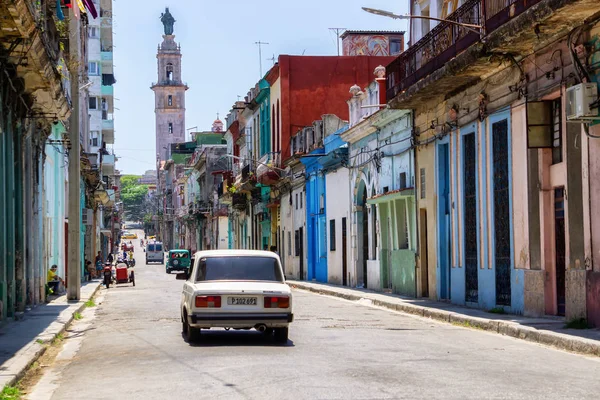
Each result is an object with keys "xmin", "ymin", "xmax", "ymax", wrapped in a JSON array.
[
  {"xmin": 195, "ymin": 256, "xmax": 283, "ymax": 282},
  {"xmin": 171, "ymin": 252, "xmax": 188, "ymax": 258}
]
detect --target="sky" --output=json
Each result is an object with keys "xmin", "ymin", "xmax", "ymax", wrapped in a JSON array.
[{"xmin": 112, "ymin": 0, "xmax": 409, "ymax": 175}]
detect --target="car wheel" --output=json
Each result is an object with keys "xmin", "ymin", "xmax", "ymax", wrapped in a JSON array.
[
  {"xmin": 263, "ymin": 328, "xmax": 274, "ymax": 336},
  {"xmin": 182, "ymin": 311, "xmax": 200, "ymax": 343},
  {"xmin": 273, "ymin": 327, "xmax": 288, "ymax": 343},
  {"xmin": 166, "ymin": 269, "xmax": 171, "ymax": 274}
]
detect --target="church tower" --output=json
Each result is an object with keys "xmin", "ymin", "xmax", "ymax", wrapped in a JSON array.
[{"xmin": 151, "ymin": 7, "xmax": 188, "ymax": 162}]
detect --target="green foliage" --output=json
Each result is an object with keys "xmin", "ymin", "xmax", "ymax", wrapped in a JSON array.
[
  {"xmin": 0, "ymin": 386, "xmax": 21, "ymax": 400},
  {"xmin": 488, "ymin": 307, "xmax": 507, "ymax": 314},
  {"xmin": 84, "ymin": 299, "xmax": 96, "ymax": 308},
  {"xmin": 143, "ymin": 213, "xmax": 153, "ymax": 224},
  {"xmin": 120, "ymin": 175, "xmax": 149, "ymax": 220},
  {"xmin": 73, "ymin": 312, "xmax": 83, "ymax": 320}
]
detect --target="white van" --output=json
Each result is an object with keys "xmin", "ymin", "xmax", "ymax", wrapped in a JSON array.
[{"xmin": 146, "ymin": 241, "xmax": 165, "ymax": 264}]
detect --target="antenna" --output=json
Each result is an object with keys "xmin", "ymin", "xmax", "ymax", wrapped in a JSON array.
[
  {"xmin": 329, "ymin": 28, "xmax": 346, "ymax": 56},
  {"xmin": 255, "ymin": 41, "xmax": 269, "ymax": 77},
  {"xmin": 268, "ymin": 54, "xmax": 276, "ymax": 66}
]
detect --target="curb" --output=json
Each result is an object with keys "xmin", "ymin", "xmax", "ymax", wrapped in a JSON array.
[
  {"xmin": 0, "ymin": 282, "xmax": 102, "ymax": 389},
  {"xmin": 291, "ymin": 282, "xmax": 600, "ymax": 358}
]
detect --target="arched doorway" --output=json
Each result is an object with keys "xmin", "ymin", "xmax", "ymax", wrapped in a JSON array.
[{"xmin": 356, "ymin": 180, "xmax": 369, "ymax": 288}]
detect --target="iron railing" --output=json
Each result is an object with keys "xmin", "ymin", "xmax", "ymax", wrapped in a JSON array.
[{"xmin": 386, "ymin": 0, "xmax": 544, "ymax": 101}]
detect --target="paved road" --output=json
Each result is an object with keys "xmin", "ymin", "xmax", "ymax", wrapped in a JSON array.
[{"xmin": 29, "ymin": 231, "xmax": 600, "ymax": 399}]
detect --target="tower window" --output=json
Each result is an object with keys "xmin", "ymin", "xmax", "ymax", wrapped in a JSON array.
[
  {"xmin": 168, "ymin": 123, "xmax": 173, "ymax": 134},
  {"xmin": 166, "ymin": 63, "xmax": 173, "ymax": 81},
  {"xmin": 168, "ymin": 95, "xmax": 173, "ymax": 106}
]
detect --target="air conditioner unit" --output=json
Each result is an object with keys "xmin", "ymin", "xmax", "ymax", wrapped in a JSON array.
[{"xmin": 566, "ymin": 83, "xmax": 598, "ymax": 120}]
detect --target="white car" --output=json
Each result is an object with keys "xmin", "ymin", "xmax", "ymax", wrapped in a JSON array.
[{"xmin": 177, "ymin": 250, "xmax": 293, "ymax": 343}]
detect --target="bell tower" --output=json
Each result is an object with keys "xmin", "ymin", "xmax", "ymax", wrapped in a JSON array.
[{"xmin": 151, "ymin": 7, "xmax": 188, "ymax": 162}]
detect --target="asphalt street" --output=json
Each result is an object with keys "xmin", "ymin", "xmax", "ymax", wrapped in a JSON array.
[{"xmin": 28, "ymin": 230, "xmax": 600, "ymax": 400}]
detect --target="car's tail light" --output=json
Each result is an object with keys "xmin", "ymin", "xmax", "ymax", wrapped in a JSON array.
[
  {"xmin": 264, "ymin": 296, "xmax": 289, "ymax": 309},
  {"xmin": 195, "ymin": 295, "xmax": 221, "ymax": 308}
]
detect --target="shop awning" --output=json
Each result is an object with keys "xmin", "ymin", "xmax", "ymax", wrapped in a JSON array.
[{"xmin": 367, "ymin": 188, "xmax": 415, "ymax": 205}]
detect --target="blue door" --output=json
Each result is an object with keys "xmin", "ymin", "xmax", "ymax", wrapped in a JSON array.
[{"xmin": 437, "ymin": 143, "xmax": 451, "ymax": 300}]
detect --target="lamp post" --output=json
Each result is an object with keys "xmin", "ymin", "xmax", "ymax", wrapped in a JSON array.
[{"xmin": 361, "ymin": 7, "xmax": 483, "ymax": 35}]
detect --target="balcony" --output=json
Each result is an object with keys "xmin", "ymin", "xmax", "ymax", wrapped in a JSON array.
[
  {"xmin": 102, "ymin": 119, "xmax": 114, "ymax": 131},
  {"xmin": 0, "ymin": 0, "xmax": 70, "ymax": 119},
  {"xmin": 151, "ymin": 79, "xmax": 189, "ymax": 89},
  {"xmin": 101, "ymin": 51, "xmax": 113, "ymax": 62},
  {"xmin": 256, "ymin": 152, "xmax": 281, "ymax": 186},
  {"xmin": 386, "ymin": 0, "xmax": 600, "ymax": 108},
  {"xmin": 101, "ymin": 85, "xmax": 114, "ymax": 96},
  {"xmin": 102, "ymin": 154, "xmax": 116, "ymax": 176}
]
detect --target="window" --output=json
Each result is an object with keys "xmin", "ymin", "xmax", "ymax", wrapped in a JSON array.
[
  {"xmin": 166, "ymin": 63, "xmax": 173, "ymax": 80},
  {"xmin": 295, "ymin": 193, "xmax": 298, "ymax": 210},
  {"xmin": 294, "ymin": 230, "xmax": 300, "ymax": 257},
  {"xmin": 168, "ymin": 123, "xmax": 173, "ymax": 134},
  {"xmin": 552, "ymin": 99, "xmax": 562, "ymax": 164},
  {"xmin": 300, "ymin": 192, "xmax": 303, "ymax": 209},
  {"xmin": 390, "ymin": 39, "xmax": 402, "ymax": 55},
  {"xmin": 420, "ymin": 168, "xmax": 426, "ymax": 199},
  {"xmin": 88, "ymin": 62, "xmax": 99, "ymax": 75},
  {"xmin": 195, "ymin": 256, "xmax": 283, "ymax": 282},
  {"xmin": 288, "ymin": 232, "xmax": 292, "ymax": 256},
  {"xmin": 399, "ymin": 172, "xmax": 407, "ymax": 189},
  {"xmin": 88, "ymin": 27, "xmax": 99, "ymax": 38},
  {"xmin": 167, "ymin": 95, "xmax": 173, "ymax": 106},
  {"xmin": 88, "ymin": 97, "xmax": 97, "ymax": 110},
  {"xmin": 330, "ymin": 220, "xmax": 336, "ymax": 251},
  {"xmin": 90, "ymin": 131, "xmax": 99, "ymax": 147}
]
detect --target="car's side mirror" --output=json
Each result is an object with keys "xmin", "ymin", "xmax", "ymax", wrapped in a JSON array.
[{"xmin": 176, "ymin": 272, "xmax": 189, "ymax": 280}]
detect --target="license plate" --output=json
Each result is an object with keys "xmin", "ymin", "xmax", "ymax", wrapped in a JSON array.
[{"xmin": 228, "ymin": 297, "xmax": 257, "ymax": 306}]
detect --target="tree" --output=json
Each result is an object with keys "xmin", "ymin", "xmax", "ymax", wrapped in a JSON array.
[{"xmin": 120, "ymin": 175, "xmax": 149, "ymax": 221}]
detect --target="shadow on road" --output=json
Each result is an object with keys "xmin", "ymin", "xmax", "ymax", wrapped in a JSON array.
[{"xmin": 181, "ymin": 330, "xmax": 295, "ymax": 348}]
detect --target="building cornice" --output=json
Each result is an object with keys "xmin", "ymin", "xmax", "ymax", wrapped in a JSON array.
[{"xmin": 340, "ymin": 116, "xmax": 377, "ymax": 144}]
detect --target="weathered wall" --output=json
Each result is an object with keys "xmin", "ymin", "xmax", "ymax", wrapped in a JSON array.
[
  {"xmin": 279, "ymin": 55, "xmax": 395, "ymax": 164},
  {"xmin": 326, "ymin": 168, "xmax": 351, "ymax": 285}
]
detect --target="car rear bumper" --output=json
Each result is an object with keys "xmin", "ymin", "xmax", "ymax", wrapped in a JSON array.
[{"xmin": 188, "ymin": 312, "xmax": 293, "ymax": 328}]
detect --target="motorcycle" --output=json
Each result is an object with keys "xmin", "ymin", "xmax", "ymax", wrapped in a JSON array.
[{"xmin": 103, "ymin": 265, "xmax": 112, "ymax": 289}]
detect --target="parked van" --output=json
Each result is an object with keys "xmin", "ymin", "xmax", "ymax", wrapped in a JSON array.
[{"xmin": 146, "ymin": 241, "xmax": 165, "ymax": 264}]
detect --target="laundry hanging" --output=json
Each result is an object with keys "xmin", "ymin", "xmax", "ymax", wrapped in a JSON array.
[
  {"xmin": 76, "ymin": 0, "xmax": 87, "ymax": 14},
  {"xmin": 82, "ymin": 0, "xmax": 98, "ymax": 19},
  {"xmin": 55, "ymin": 0, "xmax": 65, "ymax": 20}
]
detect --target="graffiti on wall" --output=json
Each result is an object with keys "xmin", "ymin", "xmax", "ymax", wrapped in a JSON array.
[{"xmin": 343, "ymin": 35, "xmax": 390, "ymax": 56}]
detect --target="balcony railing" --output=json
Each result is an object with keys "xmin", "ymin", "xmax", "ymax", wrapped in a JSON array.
[
  {"xmin": 386, "ymin": 0, "xmax": 543, "ymax": 101},
  {"xmin": 102, "ymin": 119, "xmax": 114, "ymax": 131},
  {"xmin": 101, "ymin": 51, "xmax": 113, "ymax": 62}
]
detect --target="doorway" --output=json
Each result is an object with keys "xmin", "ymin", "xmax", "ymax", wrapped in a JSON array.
[
  {"xmin": 437, "ymin": 143, "xmax": 451, "ymax": 300},
  {"xmin": 419, "ymin": 209, "xmax": 429, "ymax": 297},
  {"xmin": 342, "ymin": 217, "xmax": 348, "ymax": 286},
  {"xmin": 492, "ymin": 119, "xmax": 511, "ymax": 306},
  {"xmin": 299, "ymin": 227, "xmax": 304, "ymax": 281},
  {"xmin": 463, "ymin": 132, "xmax": 478, "ymax": 303},
  {"xmin": 360, "ymin": 185, "xmax": 369, "ymax": 288},
  {"xmin": 554, "ymin": 188, "xmax": 566, "ymax": 316}
]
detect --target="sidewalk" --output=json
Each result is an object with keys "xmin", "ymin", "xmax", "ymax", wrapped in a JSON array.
[
  {"xmin": 0, "ymin": 280, "xmax": 101, "ymax": 389},
  {"xmin": 289, "ymin": 280, "xmax": 600, "ymax": 357}
]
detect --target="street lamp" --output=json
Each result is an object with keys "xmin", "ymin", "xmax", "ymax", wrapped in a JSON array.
[
  {"xmin": 361, "ymin": 7, "xmax": 483, "ymax": 35},
  {"xmin": 219, "ymin": 154, "xmax": 286, "ymax": 172}
]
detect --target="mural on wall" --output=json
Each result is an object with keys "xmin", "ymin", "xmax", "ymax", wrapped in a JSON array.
[{"xmin": 343, "ymin": 35, "xmax": 390, "ymax": 56}]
